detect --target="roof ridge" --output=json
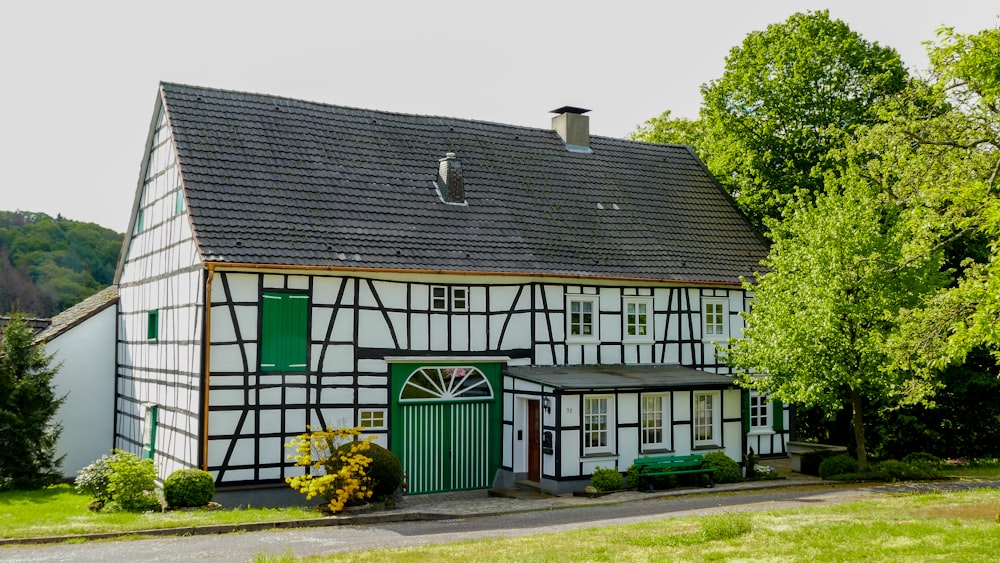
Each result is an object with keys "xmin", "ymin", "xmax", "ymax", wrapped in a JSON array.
[{"xmin": 159, "ymin": 81, "xmax": 643, "ymax": 143}]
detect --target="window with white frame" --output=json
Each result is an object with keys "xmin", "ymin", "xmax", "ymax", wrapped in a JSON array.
[
  {"xmin": 568, "ymin": 296, "xmax": 599, "ymax": 341},
  {"xmin": 624, "ymin": 297, "xmax": 653, "ymax": 341},
  {"xmin": 703, "ymin": 299, "xmax": 727, "ymax": 340},
  {"xmin": 749, "ymin": 392, "xmax": 770, "ymax": 432},
  {"xmin": 359, "ymin": 409, "xmax": 387, "ymax": 430},
  {"xmin": 430, "ymin": 286, "xmax": 448, "ymax": 311},
  {"xmin": 693, "ymin": 391, "xmax": 721, "ymax": 447},
  {"xmin": 641, "ymin": 393, "xmax": 670, "ymax": 450},
  {"xmin": 430, "ymin": 286, "xmax": 469, "ymax": 312},
  {"xmin": 583, "ymin": 395, "xmax": 613, "ymax": 453}
]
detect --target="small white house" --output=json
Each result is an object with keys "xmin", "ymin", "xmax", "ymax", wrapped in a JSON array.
[{"xmin": 36, "ymin": 286, "xmax": 118, "ymax": 476}]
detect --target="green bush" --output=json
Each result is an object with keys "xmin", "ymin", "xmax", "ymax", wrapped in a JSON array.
[
  {"xmin": 590, "ymin": 466, "xmax": 624, "ymax": 492},
  {"xmin": 76, "ymin": 452, "xmax": 119, "ymax": 502},
  {"xmin": 164, "ymin": 468, "xmax": 215, "ymax": 508},
  {"xmin": 818, "ymin": 454, "xmax": 858, "ymax": 479},
  {"xmin": 343, "ymin": 442, "xmax": 403, "ymax": 500},
  {"xmin": 902, "ymin": 452, "xmax": 943, "ymax": 470},
  {"xmin": 702, "ymin": 452, "xmax": 741, "ymax": 484},
  {"xmin": 105, "ymin": 451, "xmax": 160, "ymax": 512},
  {"xmin": 799, "ymin": 449, "xmax": 840, "ymax": 476},
  {"xmin": 875, "ymin": 459, "xmax": 940, "ymax": 482}
]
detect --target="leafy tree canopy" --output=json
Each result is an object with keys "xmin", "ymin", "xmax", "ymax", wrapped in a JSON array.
[
  {"xmin": 653, "ymin": 10, "xmax": 908, "ymax": 233},
  {"xmin": 725, "ymin": 24, "xmax": 1000, "ymax": 468},
  {"xmin": 724, "ymin": 178, "xmax": 947, "ymax": 469},
  {"xmin": 872, "ymin": 26, "xmax": 1000, "ymax": 370},
  {"xmin": 0, "ymin": 210, "xmax": 122, "ymax": 317}
]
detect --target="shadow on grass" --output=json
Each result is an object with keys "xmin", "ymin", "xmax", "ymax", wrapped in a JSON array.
[{"xmin": 0, "ymin": 483, "xmax": 77, "ymax": 505}]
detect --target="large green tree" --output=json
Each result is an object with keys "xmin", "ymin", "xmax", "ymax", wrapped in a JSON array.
[
  {"xmin": 724, "ymin": 182, "xmax": 947, "ymax": 469},
  {"xmin": 850, "ymin": 26, "xmax": 1000, "ymax": 372},
  {"xmin": 640, "ymin": 11, "xmax": 908, "ymax": 233},
  {"xmin": 0, "ymin": 313, "xmax": 65, "ymax": 490}
]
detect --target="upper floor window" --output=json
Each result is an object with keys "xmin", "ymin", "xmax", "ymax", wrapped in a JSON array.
[
  {"xmin": 583, "ymin": 395, "xmax": 613, "ymax": 454},
  {"xmin": 260, "ymin": 292, "xmax": 309, "ymax": 372},
  {"xmin": 430, "ymin": 286, "xmax": 469, "ymax": 312},
  {"xmin": 703, "ymin": 299, "xmax": 727, "ymax": 340},
  {"xmin": 624, "ymin": 297, "xmax": 653, "ymax": 342},
  {"xmin": 147, "ymin": 310, "xmax": 159, "ymax": 341},
  {"xmin": 568, "ymin": 296, "xmax": 599, "ymax": 342}
]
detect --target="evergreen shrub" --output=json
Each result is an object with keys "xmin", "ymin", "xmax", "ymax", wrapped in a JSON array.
[
  {"xmin": 702, "ymin": 452, "xmax": 741, "ymax": 483},
  {"xmin": 164, "ymin": 468, "xmax": 216, "ymax": 508},
  {"xmin": 818, "ymin": 454, "xmax": 858, "ymax": 479},
  {"xmin": 590, "ymin": 467, "xmax": 624, "ymax": 491}
]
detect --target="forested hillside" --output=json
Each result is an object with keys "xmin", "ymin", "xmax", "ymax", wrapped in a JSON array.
[{"xmin": 0, "ymin": 210, "xmax": 123, "ymax": 317}]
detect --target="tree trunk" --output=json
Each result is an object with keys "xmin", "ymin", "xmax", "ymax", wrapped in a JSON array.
[{"xmin": 849, "ymin": 385, "xmax": 868, "ymax": 470}]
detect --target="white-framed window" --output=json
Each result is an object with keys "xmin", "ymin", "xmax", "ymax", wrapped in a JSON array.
[
  {"xmin": 693, "ymin": 391, "xmax": 721, "ymax": 447},
  {"xmin": 567, "ymin": 296, "xmax": 600, "ymax": 342},
  {"xmin": 430, "ymin": 286, "xmax": 469, "ymax": 312},
  {"xmin": 583, "ymin": 395, "xmax": 614, "ymax": 454},
  {"xmin": 641, "ymin": 393, "xmax": 670, "ymax": 450},
  {"xmin": 430, "ymin": 286, "xmax": 448, "ymax": 311},
  {"xmin": 451, "ymin": 287, "xmax": 469, "ymax": 311},
  {"xmin": 359, "ymin": 408, "xmax": 387, "ymax": 430},
  {"xmin": 749, "ymin": 391, "xmax": 770, "ymax": 432},
  {"xmin": 703, "ymin": 299, "xmax": 727, "ymax": 340},
  {"xmin": 624, "ymin": 297, "xmax": 654, "ymax": 342}
]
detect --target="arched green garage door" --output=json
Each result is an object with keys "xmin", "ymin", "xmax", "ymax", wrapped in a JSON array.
[{"xmin": 390, "ymin": 364, "xmax": 501, "ymax": 494}]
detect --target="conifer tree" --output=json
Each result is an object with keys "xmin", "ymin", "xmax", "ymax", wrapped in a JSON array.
[{"xmin": 0, "ymin": 313, "xmax": 64, "ymax": 490}]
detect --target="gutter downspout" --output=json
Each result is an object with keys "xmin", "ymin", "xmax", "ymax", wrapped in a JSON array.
[{"xmin": 202, "ymin": 264, "xmax": 215, "ymax": 471}]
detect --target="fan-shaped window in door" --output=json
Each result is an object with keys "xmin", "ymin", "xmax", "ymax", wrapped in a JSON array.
[{"xmin": 400, "ymin": 367, "xmax": 493, "ymax": 402}]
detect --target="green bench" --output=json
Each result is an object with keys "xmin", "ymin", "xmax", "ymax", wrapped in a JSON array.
[{"xmin": 633, "ymin": 454, "xmax": 716, "ymax": 491}]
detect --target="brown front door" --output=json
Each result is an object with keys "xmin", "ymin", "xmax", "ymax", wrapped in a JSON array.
[{"xmin": 527, "ymin": 400, "xmax": 541, "ymax": 482}]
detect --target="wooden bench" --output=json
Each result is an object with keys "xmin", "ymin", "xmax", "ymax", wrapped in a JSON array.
[{"xmin": 633, "ymin": 454, "xmax": 716, "ymax": 491}]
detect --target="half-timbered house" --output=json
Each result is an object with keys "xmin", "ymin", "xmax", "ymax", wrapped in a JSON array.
[{"xmin": 113, "ymin": 82, "xmax": 788, "ymax": 496}]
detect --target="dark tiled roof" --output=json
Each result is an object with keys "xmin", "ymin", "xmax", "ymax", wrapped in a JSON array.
[
  {"xmin": 506, "ymin": 364, "xmax": 735, "ymax": 391},
  {"xmin": 36, "ymin": 286, "xmax": 118, "ymax": 343},
  {"xmin": 160, "ymin": 83, "xmax": 767, "ymax": 283},
  {"xmin": 0, "ymin": 316, "xmax": 51, "ymax": 340}
]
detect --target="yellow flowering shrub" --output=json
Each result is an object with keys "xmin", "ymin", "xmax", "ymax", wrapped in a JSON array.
[{"xmin": 285, "ymin": 426, "xmax": 375, "ymax": 513}]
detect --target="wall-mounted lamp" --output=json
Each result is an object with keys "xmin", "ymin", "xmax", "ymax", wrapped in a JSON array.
[{"xmin": 543, "ymin": 397, "xmax": 552, "ymax": 414}]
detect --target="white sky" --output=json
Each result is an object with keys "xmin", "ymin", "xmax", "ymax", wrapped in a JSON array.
[{"xmin": 2, "ymin": 1, "xmax": 997, "ymax": 233}]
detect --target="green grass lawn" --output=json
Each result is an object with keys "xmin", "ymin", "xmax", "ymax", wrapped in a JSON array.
[
  {"xmin": 0, "ymin": 485, "xmax": 320, "ymax": 540},
  {"xmin": 297, "ymin": 488, "xmax": 1000, "ymax": 562}
]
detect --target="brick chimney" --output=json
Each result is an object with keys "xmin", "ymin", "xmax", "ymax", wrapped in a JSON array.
[
  {"xmin": 551, "ymin": 106, "xmax": 591, "ymax": 152},
  {"xmin": 437, "ymin": 152, "xmax": 465, "ymax": 204}
]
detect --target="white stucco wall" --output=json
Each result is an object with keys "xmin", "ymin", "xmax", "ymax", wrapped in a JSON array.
[{"xmin": 47, "ymin": 305, "xmax": 117, "ymax": 477}]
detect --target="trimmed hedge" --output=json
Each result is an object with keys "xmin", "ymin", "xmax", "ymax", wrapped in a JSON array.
[{"xmin": 164, "ymin": 468, "xmax": 215, "ymax": 508}]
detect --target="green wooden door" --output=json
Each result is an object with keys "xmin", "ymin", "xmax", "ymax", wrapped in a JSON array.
[{"xmin": 391, "ymin": 364, "xmax": 501, "ymax": 494}]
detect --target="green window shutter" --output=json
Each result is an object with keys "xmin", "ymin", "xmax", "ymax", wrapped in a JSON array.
[
  {"xmin": 285, "ymin": 295, "xmax": 309, "ymax": 370},
  {"xmin": 742, "ymin": 390, "xmax": 751, "ymax": 433},
  {"xmin": 772, "ymin": 399, "xmax": 784, "ymax": 431},
  {"xmin": 261, "ymin": 292, "xmax": 308, "ymax": 372},
  {"xmin": 147, "ymin": 310, "xmax": 159, "ymax": 341}
]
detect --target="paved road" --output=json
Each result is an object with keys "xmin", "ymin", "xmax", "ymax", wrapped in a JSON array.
[{"xmin": 2, "ymin": 481, "xmax": 997, "ymax": 562}]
